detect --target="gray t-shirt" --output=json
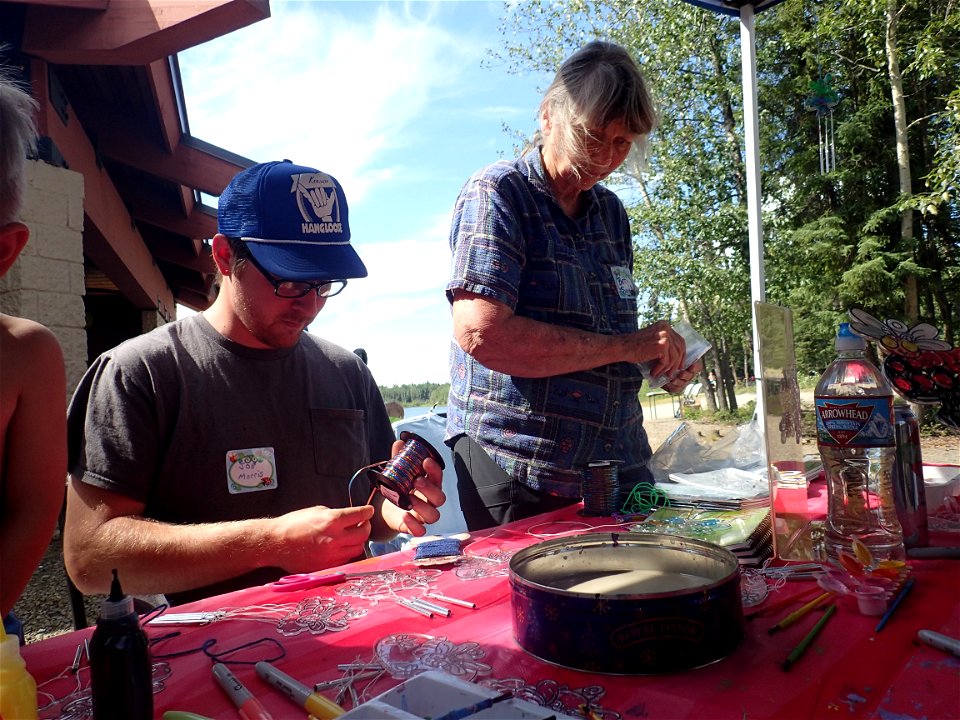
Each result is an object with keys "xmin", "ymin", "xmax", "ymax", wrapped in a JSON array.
[{"xmin": 67, "ymin": 314, "xmax": 395, "ymax": 604}]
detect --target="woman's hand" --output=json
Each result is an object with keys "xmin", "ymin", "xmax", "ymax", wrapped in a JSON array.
[
  {"xmin": 662, "ymin": 361, "xmax": 703, "ymax": 394},
  {"xmin": 377, "ymin": 439, "xmax": 446, "ymax": 536}
]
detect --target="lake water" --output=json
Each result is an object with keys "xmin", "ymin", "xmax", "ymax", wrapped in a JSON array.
[
  {"xmin": 381, "ymin": 404, "xmax": 467, "ymax": 539},
  {"xmin": 400, "ymin": 405, "xmax": 446, "ymax": 419}
]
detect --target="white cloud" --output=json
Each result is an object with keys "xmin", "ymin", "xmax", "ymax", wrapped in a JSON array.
[
  {"xmin": 316, "ymin": 208, "xmax": 453, "ymax": 385},
  {"xmin": 178, "ymin": 1, "xmax": 546, "ymax": 386},
  {"xmin": 181, "ymin": 2, "xmax": 483, "ymax": 204}
]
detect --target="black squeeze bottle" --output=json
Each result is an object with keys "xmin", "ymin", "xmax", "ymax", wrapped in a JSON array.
[{"xmin": 89, "ymin": 569, "xmax": 153, "ymax": 719}]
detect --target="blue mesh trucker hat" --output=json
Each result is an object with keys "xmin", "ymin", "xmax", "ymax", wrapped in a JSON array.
[{"xmin": 217, "ymin": 160, "xmax": 368, "ymax": 280}]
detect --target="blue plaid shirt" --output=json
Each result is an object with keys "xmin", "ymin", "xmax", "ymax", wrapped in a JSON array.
[{"xmin": 445, "ymin": 149, "xmax": 652, "ymax": 498}]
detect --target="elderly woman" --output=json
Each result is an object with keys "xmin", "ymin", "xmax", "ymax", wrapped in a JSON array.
[{"xmin": 445, "ymin": 41, "xmax": 699, "ymax": 530}]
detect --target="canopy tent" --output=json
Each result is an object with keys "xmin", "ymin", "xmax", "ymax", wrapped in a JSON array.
[{"xmin": 682, "ymin": 0, "xmax": 788, "ymax": 419}]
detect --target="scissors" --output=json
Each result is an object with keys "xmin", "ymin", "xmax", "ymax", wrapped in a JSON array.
[{"xmin": 269, "ymin": 569, "xmax": 387, "ymax": 592}]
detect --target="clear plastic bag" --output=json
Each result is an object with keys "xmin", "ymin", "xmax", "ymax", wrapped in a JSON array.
[
  {"xmin": 642, "ymin": 321, "xmax": 713, "ymax": 389},
  {"xmin": 648, "ymin": 417, "xmax": 766, "ymax": 484}
]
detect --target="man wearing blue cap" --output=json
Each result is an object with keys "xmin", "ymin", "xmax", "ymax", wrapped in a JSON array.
[{"xmin": 63, "ymin": 161, "xmax": 444, "ymax": 605}]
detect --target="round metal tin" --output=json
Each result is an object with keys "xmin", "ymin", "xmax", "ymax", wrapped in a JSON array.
[{"xmin": 509, "ymin": 532, "xmax": 744, "ymax": 674}]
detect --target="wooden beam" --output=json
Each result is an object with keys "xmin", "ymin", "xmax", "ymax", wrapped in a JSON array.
[
  {"xmin": 17, "ymin": 0, "xmax": 107, "ymax": 8},
  {"xmin": 22, "ymin": 0, "xmax": 270, "ymax": 65},
  {"xmin": 176, "ymin": 284, "xmax": 217, "ymax": 312},
  {"xmin": 132, "ymin": 202, "xmax": 217, "ymax": 247},
  {"xmin": 31, "ymin": 58, "xmax": 175, "ymax": 313},
  {"xmin": 143, "ymin": 58, "xmax": 206, "ymax": 219},
  {"xmin": 96, "ymin": 120, "xmax": 252, "ymax": 196},
  {"xmin": 146, "ymin": 58, "xmax": 181, "ymax": 154},
  {"xmin": 151, "ymin": 242, "xmax": 214, "ymax": 275}
]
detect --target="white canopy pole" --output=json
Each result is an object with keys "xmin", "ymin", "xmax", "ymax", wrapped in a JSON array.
[{"xmin": 740, "ymin": 3, "xmax": 766, "ymax": 421}]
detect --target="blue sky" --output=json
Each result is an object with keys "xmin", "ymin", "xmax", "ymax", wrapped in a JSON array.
[{"xmin": 178, "ymin": 1, "xmax": 552, "ymax": 386}]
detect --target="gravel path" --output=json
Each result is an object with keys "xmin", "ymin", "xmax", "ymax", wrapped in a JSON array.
[{"xmin": 14, "ymin": 532, "xmax": 102, "ymax": 644}]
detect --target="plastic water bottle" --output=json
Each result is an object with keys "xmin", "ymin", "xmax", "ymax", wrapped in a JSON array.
[
  {"xmin": 89, "ymin": 569, "xmax": 153, "ymax": 719},
  {"xmin": 0, "ymin": 621, "xmax": 38, "ymax": 720},
  {"xmin": 815, "ymin": 323, "xmax": 905, "ymax": 564}
]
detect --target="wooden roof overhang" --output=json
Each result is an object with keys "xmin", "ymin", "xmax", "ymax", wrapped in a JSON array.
[{"xmin": 2, "ymin": 0, "xmax": 270, "ymax": 313}]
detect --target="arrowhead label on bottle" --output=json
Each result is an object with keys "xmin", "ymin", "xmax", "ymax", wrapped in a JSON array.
[{"xmin": 815, "ymin": 397, "xmax": 895, "ymax": 447}]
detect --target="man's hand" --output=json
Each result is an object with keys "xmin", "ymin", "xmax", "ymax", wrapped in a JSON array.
[
  {"xmin": 635, "ymin": 321, "xmax": 686, "ymax": 379},
  {"xmin": 662, "ymin": 361, "xmax": 704, "ymax": 394},
  {"xmin": 269, "ymin": 504, "xmax": 375, "ymax": 573},
  {"xmin": 377, "ymin": 438, "xmax": 446, "ymax": 536}
]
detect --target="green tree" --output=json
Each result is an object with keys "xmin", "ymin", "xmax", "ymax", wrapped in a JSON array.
[
  {"xmin": 493, "ymin": 0, "xmax": 958, "ymax": 392},
  {"xmin": 379, "ymin": 382, "xmax": 450, "ymax": 407}
]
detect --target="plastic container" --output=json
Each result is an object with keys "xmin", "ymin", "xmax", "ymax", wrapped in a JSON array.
[
  {"xmin": 339, "ymin": 670, "xmax": 578, "ymax": 719},
  {"xmin": 892, "ymin": 404, "xmax": 929, "ymax": 548},
  {"xmin": 89, "ymin": 569, "xmax": 153, "ymax": 719},
  {"xmin": 815, "ymin": 323, "xmax": 904, "ymax": 564},
  {"xmin": 0, "ymin": 621, "xmax": 38, "ymax": 719}
]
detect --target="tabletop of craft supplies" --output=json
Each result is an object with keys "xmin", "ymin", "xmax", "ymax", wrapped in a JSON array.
[{"xmin": 24, "ymin": 504, "xmax": 960, "ymax": 720}]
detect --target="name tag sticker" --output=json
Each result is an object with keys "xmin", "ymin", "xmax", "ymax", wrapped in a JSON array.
[
  {"xmin": 611, "ymin": 266, "xmax": 637, "ymax": 299},
  {"xmin": 225, "ymin": 447, "xmax": 277, "ymax": 494}
]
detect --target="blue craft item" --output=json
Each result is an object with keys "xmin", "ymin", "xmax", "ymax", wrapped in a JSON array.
[
  {"xmin": 580, "ymin": 461, "xmax": 622, "ymax": 516},
  {"xmin": 414, "ymin": 538, "xmax": 463, "ymax": 561}
]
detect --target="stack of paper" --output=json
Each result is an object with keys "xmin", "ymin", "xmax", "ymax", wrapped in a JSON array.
[
  {"xmin": 632, "ymin": 506, "xmax": 773, "ymax": 566},
  {"xmin": 659, "ymin": 467, "xmax": 770, "ymax": 510}
]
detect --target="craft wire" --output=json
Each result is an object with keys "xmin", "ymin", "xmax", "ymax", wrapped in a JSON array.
[
  {"xmin": 321, "ymin": 657, "xmax": 388, "ymax": 706},
  {"xmin": 461, "ymin": 551, "xmax": 512, "ymax": 564},
  {"xmin": 337, "ymin": 663, "xmax": 383, "ymax": 671},
  {"xmin": 139, "ymin": 602, "xmax": 169, "ymax": 625},
  {"xmin": 620, "ymin": 481, "xmax": 670, "ymax": 515},
  {"xmin": 369, "ymin": 435, "xmax": 435, "ymax": 502},
  {"xmin": 739, "ymin": 571, "xmax": 769, "ymax": 607},
  {"xmin": 149, "ymin": 630, "xmax": 207, "ymax": 659},
  {"xmin": 219, "ymin": 601, "xmax": 324, "ymax": 623},
  {"xmin": 348, "ymin": 462, "xmax": 385, "ymax": 508},
  {"xmin": 581, "ymin": 462, "xmax": 620, "ymax": 516},
  {"xmin": 526, "ymin": 520, "xmax": 632, "ymax": 539},
  {"xmin": 315, "ymin": 670, "xmax": 381, "ymax": 690},
  {"xmin": 360, "ymin": 575, "xmax": 439, "ymax": 616},
  {"xmin": 759, "ymin": 563, "xmax": 823, "ymax": 577},
  {"xmin": 335, "ymin": 665, "xmax": 374, "ymax": 709},
  {"xmin": 337, "ymin": 569, "xmax": 439, "ymax": 606},
  {"xmin": 36, "ymin": 663, "xmax": 87, "ymax": 711},
  {"xmin": 149, "ymin": 632, "xmax": 285, "ymax": 664},
  {"xmin": 206, "ymin": 636, "xmax": 286, "ymax": 664},
  {"xmin": 148, "ymin": 610, "xmax": 227, "ymax": 626}
]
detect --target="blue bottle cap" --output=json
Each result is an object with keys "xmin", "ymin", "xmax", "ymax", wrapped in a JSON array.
[{"xmin": 836, "ymin": 322, "xmax": 865, "ymax": 351}]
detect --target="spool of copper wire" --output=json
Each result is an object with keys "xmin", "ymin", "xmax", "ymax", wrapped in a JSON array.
[
  {"xmin": 580, "ymin": 460, "xmax": 623, "ymax": 516},
  {"xmin": 368, "ymin": 431, "xmax": 445, "ymax": 510}
]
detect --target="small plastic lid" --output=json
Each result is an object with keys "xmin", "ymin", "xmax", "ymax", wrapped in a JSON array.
[
  {"xmin": 99, "ymin": 568, "xmax": 135, "ymax": 620},
  {"xmin": 854, "ymin": 585, "xmax": 887, "ymax": 616},
  {"xmin": 0, "ymin": 623, "xmax": 27, "ymax": 670},
  {"xmin": 836, "ymin": 322, "xmax": 866, "ymax": 352}
]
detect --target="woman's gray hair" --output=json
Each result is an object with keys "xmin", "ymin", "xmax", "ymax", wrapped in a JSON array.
[
  {"xmin": 538, "ymin": 41, "xmax": 658, "ymax": 179},
  {"xmin": 0, "ymin": 74, "xmax": 38, "ymax": 227}
]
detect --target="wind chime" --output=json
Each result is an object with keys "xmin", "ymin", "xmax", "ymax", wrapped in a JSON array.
[{"xmin": 804, "ymin": 73, "xmax": 840, "ymax": 174}]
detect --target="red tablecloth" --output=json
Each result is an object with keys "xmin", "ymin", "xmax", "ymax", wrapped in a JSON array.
[{"xmin": 24, "ymin": 507, "xmax": 960, "ymax": 719}]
